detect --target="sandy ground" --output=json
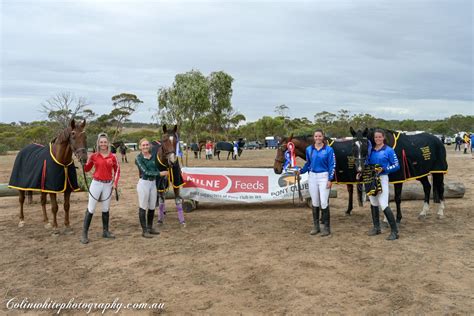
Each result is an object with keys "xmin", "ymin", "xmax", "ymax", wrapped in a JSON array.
[{"xmin": 0, "ymin": 147, "xmax": 472, "ymax": 315}]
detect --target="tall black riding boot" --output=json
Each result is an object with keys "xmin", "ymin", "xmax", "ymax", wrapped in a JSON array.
[
  {"xmin": 383, "ymin": 206, "xmax": 399, "ymax": 240},
  {"xmin": 310, "ymin": 206, "xmax": 321, "ymax": 235},
  {"xmin": 80, "ymin": 210, "xmax": 93, "ymax": 244},
  {"xmin": 368, "ymin": 205, "xmax": 381, "ymax": 236},
  {"xmin": 321, "ymin": 206, "xmax": 331, "ymax": 237},
  {"xmin": 102, "ymin": 211, "xmax": 115, "ymax": 239},
  {"xmin": 147, "ymin": 209, "xmax": 160, "ymax": 235},
  {"xmin": 139, "ymin": 208, "xmax": 153, "ymax": 238}
]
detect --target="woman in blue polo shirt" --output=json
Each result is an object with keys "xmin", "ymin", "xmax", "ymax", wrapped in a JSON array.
[
  {"xmin": 300, "ymin": 129, "xmax": 336, "ymax": 237},
  {"xmin": 366, "ymin": 129, "xmax": 400, "ymax": 240}
]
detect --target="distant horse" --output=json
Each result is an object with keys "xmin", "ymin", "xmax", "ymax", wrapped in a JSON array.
[
  {"xmin": 273, "ymin": 135, "xmax": 363, "ymax": 215},
  {"xmin": 350, "ymin": 127, "xmax": 448, "ymax": 222},
  {"xmin": 112, "ymin": 141, "xmax": 128, "ymax": 163},
  {"xmin": 151, "ymin": 124, "xmax": 186, "ymax": 226},
  {"xmin": 8, "ymin": 119, "xmax": 88, "ymax": 234},
  {"xmin": 214, "ymin": 139, "xmax": 245, "ymax": 160},
  {"xmin": 190, "ymin": 141, "xmax": 206, "ymax": 159}
]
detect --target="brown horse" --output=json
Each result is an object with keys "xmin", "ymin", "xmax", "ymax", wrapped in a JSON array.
[
  {"xmin": 273, "ymin": 134, "xmax": 363, "ymax": 214},
  {"xmin": 152, "ymin": 125, "xmax": 186, "ymax": 226},
  {"xmin": 10, "ymin": 119, "xmax": 87, "ymax": 234}
]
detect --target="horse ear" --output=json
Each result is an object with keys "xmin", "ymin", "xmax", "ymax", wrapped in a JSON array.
[
  {"xmin": 162, "ymin": 125, "xmax": 167, "ymax": 133},
  {"xmin": 288, "ymin": 133, "xmax": 293, "ymax": 141},
  {"xmin": 350, "ymin": 126, "xmax": 356, "ymax": 137},
  {"xmin": 173, "ymin": 125, "xmax": 178, "ymax": 134},
  {"xmin": 363, "ymin": 127, "xmax": 369, "ymax": 137},
  {"xmin": 70, "ymin": 119, "xmax": 76, "ymax": 129},
  {"xmin": 81, "ymin": 119, "xmax": 86, "ymax": 128}
]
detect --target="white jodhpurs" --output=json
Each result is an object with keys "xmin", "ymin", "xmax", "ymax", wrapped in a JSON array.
[
  {"xmin": 87, "ymin": 179, "xmax": 113, "ymax": 213},
  {"xmin": 369, "ymin": 174, "xmax": 390, "ymax": 210},
  {"xmin": 308, "ymin": 172, "xmax": 330, "ymax": 209},
  {"xmin": 137, "ymin": 179, "xmax": 157, "ymax": 210}
]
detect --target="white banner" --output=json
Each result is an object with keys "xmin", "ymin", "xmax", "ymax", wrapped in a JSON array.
[{"xmin": 180, "ymin": 167, "xmax": 310, "ymax": 203}]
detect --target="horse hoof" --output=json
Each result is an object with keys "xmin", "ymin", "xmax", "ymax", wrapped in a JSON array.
[
  {"xmin": 418, "ymin": 215, "xmax": 426, "ymax": 220},
  {"xmin": 18, "ymin": 221, "xmax": 25, "ymax": 228},
  {"xmin": 44, "ymin": 222, "xmax": 52, "ymax": 229},
  {"xmin": 345, "ymin": 212, "xmax": 351, "ymax": 216},
  {"xmin": 64, "ymin": 228, "xmax": 74, "ymax": 235},
  {"xmin": 437, "ymin": 214, "xmax": 444, "ymax": 220},
  {"xmin": 51, "ymin": 231, "xmax": 60, "ymax": 237}
]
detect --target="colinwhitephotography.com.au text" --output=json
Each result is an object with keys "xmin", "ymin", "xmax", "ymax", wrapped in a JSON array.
[{"xmin": 6, "ymin": 297, "xmax": 165, "ymax": 314}]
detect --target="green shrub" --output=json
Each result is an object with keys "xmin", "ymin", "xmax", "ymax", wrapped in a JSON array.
[
  {"xmin": 0, "ymin": 143, "xmax": 9, "ymax": 155},
  {"xmin": 77, "ymin": 172, "xmax": 92, "ymax": 192}
]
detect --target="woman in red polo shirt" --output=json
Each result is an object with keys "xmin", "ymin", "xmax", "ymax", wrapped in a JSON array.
[{"xmin": 80, "ymin": 133, "xmax": 120, "ymax": 244}]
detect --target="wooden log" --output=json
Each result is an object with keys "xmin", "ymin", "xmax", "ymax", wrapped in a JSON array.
[
  {"xmin": 0, "ymin": 184, "xmax": 18, "ymax": 197},
  {"xmin": 389, "ymin": 182, "xmax": 465, "ymax": 201}
]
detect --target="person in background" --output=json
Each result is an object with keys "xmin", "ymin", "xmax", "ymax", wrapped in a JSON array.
[
  {"xmin": 455, "ymin": 134, "xmax": 462, "ymax": 151},
  {"xmin": 205, "ymin": 140, "xmax": 213, "ymax": 160},
  {"xmin": 80, "ymin": 133, "xmax": 120, "ymax": 244},
  {"xmin": 463, "ymin": 132, "xmax": 470, "ymax": 154}
]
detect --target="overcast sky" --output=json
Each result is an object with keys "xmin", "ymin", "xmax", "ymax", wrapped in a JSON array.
[{"xmin": 1, "ymin": 0, "xmax": 472, "ymax": 123}]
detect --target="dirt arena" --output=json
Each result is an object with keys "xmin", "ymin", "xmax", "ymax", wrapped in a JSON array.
[{"xmin": 0, "ymin": 147, "xmax": 472, "ymax": 314}]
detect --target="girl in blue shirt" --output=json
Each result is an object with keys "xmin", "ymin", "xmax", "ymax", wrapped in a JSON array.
[
  {"xmin": 366, "ymin": 129, "xmax": 400, "ymax": 240},
  {"xmin": 300, "ymin": 129, "xmax": 336, "ymax": 236}
]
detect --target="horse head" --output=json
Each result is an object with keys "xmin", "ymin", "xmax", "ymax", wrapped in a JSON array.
[
  {"xmin": 273, "ymin": 134, "xmax": 293, "ymax": 174},
  {"xmin": 159, "ymin": 124, "xmax": 179, "ymax": 166},
  {"xmin": 350, "ymin": 126, "xmax": 369, "ymax": 174},
  {"xmin": 66, "ymin": 119, "xmax": 88, "ymax": 165}
]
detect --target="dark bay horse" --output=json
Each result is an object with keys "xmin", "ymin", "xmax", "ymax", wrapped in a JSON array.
[
  {"xmin": 350, "ymin": 127, "xmax": 448, "ymax": 222},
  {"xmin": 151, "ymin": 124, "xmax": 186, "ymax": 226},
  {"xmin": 9, "ymin": 119, "xmax": 88, "ymax": 234},
  {"xmin": 214, "ymin": 140, "xmax": 245, "ymax": 160},
  {"xmin": 190, "ymin": 140, "xmax": 206, "ymax": 159},
  {"xmin": 273, "ymin": 135, "xmax": 363, "ymax": 214}
]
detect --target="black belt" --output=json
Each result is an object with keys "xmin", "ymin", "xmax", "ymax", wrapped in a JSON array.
[{"xmin": 141, "ymin": 177, "xmax": 156, "ymax": 181}]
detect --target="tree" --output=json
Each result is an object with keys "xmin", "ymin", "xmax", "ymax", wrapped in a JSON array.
[
  {"xmin": 208, "ymin": 71, "xmax": 234, "ymax": 138},
  {"xmin": 158, "ymin": 69, "xmax": 210, "ymax": 142},
  {"xmin": 110, "ymin": 93, "xmax": 143, "ymax": 142},
  {"xmin": 40, "ymin": 92, "xmax": 95, "ymax": 128}
]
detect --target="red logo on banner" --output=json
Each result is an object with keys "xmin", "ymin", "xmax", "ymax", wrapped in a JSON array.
[
  {"xmin": 182, "ymin": 172, "xmax": 228, "ymax": 191},
  {"xmin": 227, "ymin": 176, "xmax": 268, "ymax": 193}
]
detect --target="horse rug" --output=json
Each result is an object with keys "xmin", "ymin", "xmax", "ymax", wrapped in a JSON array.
[
  {"xmin": 151, "ymin": 141, "xmax": 185, "ymax": 192},
  {"xmin": 9, "ymin": 143, "xmax": 80, "ymax": 193},
  {"xmin": 387, "ymin": 132, "xmax": 448, "ymax": 183}
]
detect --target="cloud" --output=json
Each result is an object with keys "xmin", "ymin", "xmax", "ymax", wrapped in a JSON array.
[{"xmin": 1, "ymin": 0, "xmax": 472, "ymax": 123}]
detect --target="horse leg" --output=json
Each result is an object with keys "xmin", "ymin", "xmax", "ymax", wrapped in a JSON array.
[
  {"xmin": 49, "ymin": 193, "xmax": 59, "ymax": 235},
  {"xmin": 174, "ymin": 189, "xmax": 186, "ymax": 227},
  {"xmin": 433, "ymin": 174, "xmax": 445, "ymax": 219},
  {"xmin": 217, "ymin": 151, "xmax": 220, "ymax": 160},
  {"xmin": 27, "ymin": 191, "xmax": 33, "ymax": 204},
  {"xmin": 356, "ymin": 184, "xmax": 364, "ymax": 207},
  {"xmin": 41, "ymin": 192, "xmax": 51, "ymax": 229},
  {"xmin": 157, "ymin": 193, "xmax": 166, "ymax": 225},
  {"xmin": 346, "ymin": 184, "xmax": 353, "ymax": 215},
  {"xmin": 63, "ymin": 190, "xmax": 73, "ymax": 234},
  {"xmin": 418, "ymin": 176, "xmax": 431, "ymax": 219},
  {"xmin": 227, "ymin": 152, "xmax": 231, "ymax": 160},
  {"xmin": 394, "ymin": 183, "xmax": 403, "ymax": 224},
  {"xmin": 18, "ymin": 191, "xmax": 26, "ymax": 227}
]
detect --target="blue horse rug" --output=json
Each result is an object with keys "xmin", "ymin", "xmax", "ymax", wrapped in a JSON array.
[{"xmin": 9, "ymin": 143, "xmax": 80, "ymax": 193}]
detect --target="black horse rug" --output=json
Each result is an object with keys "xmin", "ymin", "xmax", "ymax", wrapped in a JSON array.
[
  {"xmin": 371, "ymin": 130, "xmax": 448, "ymax": 184},
  {"xmin": 9, "ymin": 143, "xmax": 80, "ymax": 193},
  {"xmin": 151, "ymin": 141, "xmax": 185, "ymax": 192}
]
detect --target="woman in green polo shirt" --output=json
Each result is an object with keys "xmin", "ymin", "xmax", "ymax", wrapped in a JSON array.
[{"xmin": 135, "ymin": 138, "xmax": 168, "ymax": 238}]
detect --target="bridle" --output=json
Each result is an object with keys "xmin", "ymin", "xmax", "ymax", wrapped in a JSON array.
[{"xmin": 274, "ymin": 143, "xmax": 287, "ymax": 164}]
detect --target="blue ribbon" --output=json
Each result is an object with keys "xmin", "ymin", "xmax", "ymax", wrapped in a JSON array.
[
  {"xmin": 283, "ymin": 150, "xmax": 291, "ymax": 171},
  {"xmin": 176, "ymin": 134, "xmax": 183, "ymax": 157}
]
